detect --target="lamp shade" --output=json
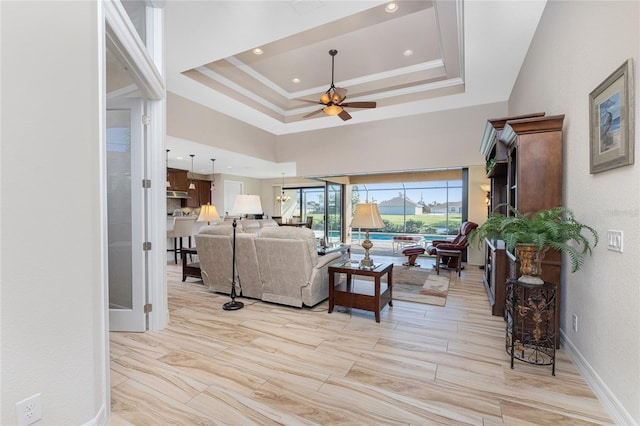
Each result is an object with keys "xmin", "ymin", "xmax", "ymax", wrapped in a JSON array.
[
  {"xmin": 323, "ymin": 104, "xmax": 343, "ymax": 116},
  {"xmin": 231, "ymin": 194, "xmax": 263, "ymax": 215},
  {"xmin": 350, "ymin": 202, "xmax": 385, "ymax": 229},
  {"xmin": 197, "ymin": 204, "xmax": 220, "ymax": 223},
  {"xmin": 480, "ymin": 183, "xmax": 491, "ymax": 192}
]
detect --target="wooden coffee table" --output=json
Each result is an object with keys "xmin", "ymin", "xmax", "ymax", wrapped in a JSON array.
[{"xmin": 328, "ymin": 261, "xmax": 393, "ymax": 323}]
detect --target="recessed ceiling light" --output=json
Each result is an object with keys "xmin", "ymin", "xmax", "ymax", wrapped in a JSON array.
[
  {"xmin": 253, "ymin": 48, "xmax": 263, "ymax": 55},
  {"xmin": 292, "ymin": 77, "xmax": 301, "ymax": 84},
  {"xmin": 385, "ymin": 2, "xmax": 398, "ymax": 13},
  {"xmin": 403, "ymin": 49, "xmax": 414, "ymax": 57},
  {"xmin": 176, "ymin": 156, "xmax": 183, "ymax": 160}
]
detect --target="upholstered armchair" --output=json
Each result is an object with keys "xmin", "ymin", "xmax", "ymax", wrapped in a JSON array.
[
  {"xmin": 426, "ymin": 221, "xmax": 478, "ymax": 267},
  {"xmin": 255, "ymin": 226, "xmax": 341, "ymax": 307}
]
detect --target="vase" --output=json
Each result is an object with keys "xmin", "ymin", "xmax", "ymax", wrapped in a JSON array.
[{"xmin": 515, "ymin": 243, "xmax": 548, "ymax": 285}]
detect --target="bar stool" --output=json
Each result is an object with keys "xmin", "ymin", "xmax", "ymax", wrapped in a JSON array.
[{"xmin": 167, "ymin": 217, "xmax": 196, "ymax": 264}]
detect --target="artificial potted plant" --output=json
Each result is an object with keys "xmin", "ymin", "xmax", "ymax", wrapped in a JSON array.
[{"xmin": 470, "ymin": 205, "xmax": 599, "ymax": 284}]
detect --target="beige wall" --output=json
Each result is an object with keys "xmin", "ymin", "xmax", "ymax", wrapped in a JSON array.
[
  {"xmin": 468, "ymin": 166, "xmax": 490, "ymax": 266},
  {"xmin": 509, "ymin": 1, "xmax": 639, "ymax": 423},
  {"xmin": 167, "ymin": 92, "xmax": 279, "ymax": 162},
  {"xmin": 1, "ymin": 1, "xmax": 107, "ymax": 423},
  {"xmin": 276, "ymin": 103, "xmax": 506, "ymax": 177}
]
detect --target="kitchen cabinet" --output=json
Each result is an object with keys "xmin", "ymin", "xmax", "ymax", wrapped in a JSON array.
[
  {"xmin": 167, "ymin": 168, "xmax": 188, "ymax": 191},
  {"xmin": 198, "ymin": 181, "xmax": 211, "ymax": 206},
  {"xmin": 185, "ymin": 180, "xmax": 211, "ymax": 208}
]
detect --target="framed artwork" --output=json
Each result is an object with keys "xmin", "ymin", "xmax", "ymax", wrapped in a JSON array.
[{"xmin": 589, "ymin": 59, "xmax": 634, "ymax": 174}]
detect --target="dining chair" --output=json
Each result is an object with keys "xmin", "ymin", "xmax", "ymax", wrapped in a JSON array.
[{"xmin": 167, "ymin": 216, "xmax": 197, "ymax": 264}]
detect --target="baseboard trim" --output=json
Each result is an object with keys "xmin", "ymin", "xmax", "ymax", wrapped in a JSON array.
[
  {"xmin": 561, "ymin": 330, "xmax": 636, "ymax": 425},
  {"xmin": 82, "ymin": 404, "xmax": 107, "ymax": 426}
]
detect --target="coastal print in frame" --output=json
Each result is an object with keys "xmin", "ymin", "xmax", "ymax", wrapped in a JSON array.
[{"xmin": 589, "ymin": 59, "xmax": 634, "ymax": 174}]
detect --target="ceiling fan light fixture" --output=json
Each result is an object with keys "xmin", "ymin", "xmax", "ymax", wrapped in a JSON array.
[
  {"xmin": 301, "ymin": 49, "xmax": 376, "ymax": 121},
  {"xmin": 323, "ymin": 104, "xmax": 343, "ymax": 116}
]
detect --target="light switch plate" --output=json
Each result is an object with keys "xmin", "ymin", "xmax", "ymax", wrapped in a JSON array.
[{"xmin": 607, "ymin": 230, "xmax": 623, "ymax": 252}]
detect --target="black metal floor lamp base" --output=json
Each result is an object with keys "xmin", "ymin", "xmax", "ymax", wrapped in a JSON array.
[
  {"xmin": 223, "ymin": 218, "xmax": 244, "ymax": 311},
  {"xmin": 222, "ymin": 300, "xmax": 244, "ymax": 310}
]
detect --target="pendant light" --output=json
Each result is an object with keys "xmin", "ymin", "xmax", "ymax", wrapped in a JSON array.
[
  {"xmin": 188, "ymin": 154, "xmax": 196, "ymax": 190},
  {"xmin": 276, "ymin": 172, "xmax": 291, "ymax": 203},
  {"xmin": 165, "ymin": 149, "xmax": 171, "ymax": 188}
]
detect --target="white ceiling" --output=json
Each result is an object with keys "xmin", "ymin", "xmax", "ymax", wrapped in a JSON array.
[{"xmin": 163, "ymin": 0, "xmax": 548, "ymax": 178}]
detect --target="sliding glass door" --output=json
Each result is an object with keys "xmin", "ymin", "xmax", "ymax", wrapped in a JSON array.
[
  {"xmin": 326, "ymin": 183, "xmax": 343, "ymax": 245},
  {"xmin": 281, "ymin": 184, "xmax": 344, "ymax": 244}
]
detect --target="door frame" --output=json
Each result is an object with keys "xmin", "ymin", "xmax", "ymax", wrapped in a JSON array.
[
  {"xmin": 102, "ymin": 0, "xmax": 166, "ymax": 421},
  {"xmin": 104, "ymin": 0, "xmax": 166, "ymax": 331}
]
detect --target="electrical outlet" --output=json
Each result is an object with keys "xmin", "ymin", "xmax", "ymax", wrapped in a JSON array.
[
  {"xmin": 607, "ymin": 230, "xmax": 623, "ymax": 252},
  {"xmin": 572, "ymin": 314, "xmax": 578, "ymax": 332},
  {"xmin": 16, "ymin": 393, "xmax": 42, "ymax": 426}
]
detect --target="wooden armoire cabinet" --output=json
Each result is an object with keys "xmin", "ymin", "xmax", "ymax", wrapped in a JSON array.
[{"xmin": 480, "ymin": 114, "xmax": 565, "ymax": 325}]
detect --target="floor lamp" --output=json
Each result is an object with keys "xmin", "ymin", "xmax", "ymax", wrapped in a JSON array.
[
  {"xmin": 224, "ymin": 194, "xmax": 263, "ymax": 311},
  {"xmin": 350, "ymin": 201, "xmax": 385, "ymax": 269}
]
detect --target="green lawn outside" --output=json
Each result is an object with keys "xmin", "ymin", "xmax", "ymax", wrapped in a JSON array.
[
  {"xmin": 309, "ymin": 213, "xmax": 462, "ymax": 236},
  {"xmin": 380, "ymin": 213, "xmax": 461, "ymax": 227}
]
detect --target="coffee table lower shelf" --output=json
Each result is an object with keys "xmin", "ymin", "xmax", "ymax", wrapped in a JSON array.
[{"xmin": 328, "ymin": 262, "xmax": 393, "ymax": 323}]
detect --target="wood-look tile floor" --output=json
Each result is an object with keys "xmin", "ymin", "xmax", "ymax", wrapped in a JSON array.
[{"xmin": 109, "ymin": 255, "xmax": 613, "ymax": 425}]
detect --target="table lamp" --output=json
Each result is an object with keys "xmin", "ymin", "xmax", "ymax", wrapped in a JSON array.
[
  {"xmin": 350, "ymin": 201, "xmax": 385, "ymax": 269},
  {"xmin": 197, "ymin": 203, "xmax": 220, "ymax": 225},
  {"xmin": 223, "ymin": 194, "xmax": 263, "ymax": 311}
]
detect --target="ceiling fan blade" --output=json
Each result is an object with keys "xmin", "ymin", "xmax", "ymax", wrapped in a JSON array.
[
  {"xmin": 302, "ymin": 109, "xmax": 324, "ymax": 118},
  {"xmin": 338, "ymin": 110, "xmax": 352, "ymax": 121},
  {"xmin": 341, "ymin": 101, "xmax": 377, "ymax": 109}
]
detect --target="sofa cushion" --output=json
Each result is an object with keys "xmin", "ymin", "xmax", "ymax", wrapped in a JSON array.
[
  {"xmin": 241, "ymin": 220, "xmax": 261, "ymax": 234},
  {"xmin": 259, "ymin": 226, "xmax": 318, "ymax": 266}
]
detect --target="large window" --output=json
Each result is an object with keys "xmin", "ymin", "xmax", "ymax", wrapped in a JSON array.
[{"xmin": 352, "ymin": 179, "xmax": 464, "ymax": 240}]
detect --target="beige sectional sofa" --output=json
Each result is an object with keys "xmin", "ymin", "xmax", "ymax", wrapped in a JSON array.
[{"xmin": 194, "ymin": 221, "xmax": 341, "ymax": 308}]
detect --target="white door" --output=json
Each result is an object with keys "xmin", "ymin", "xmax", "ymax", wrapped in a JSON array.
[
  {"xmin": 107, "ymin": 97, "xmax": 147, "ymax": 332},
  {"xmin": 224, "ymin": 180, "xmax": 243, "ymax": 217}
]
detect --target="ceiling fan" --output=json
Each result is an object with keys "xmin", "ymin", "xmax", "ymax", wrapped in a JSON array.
[{"xmin": 302, "ymin": 49, "xmax": 376, "ymax": 121}]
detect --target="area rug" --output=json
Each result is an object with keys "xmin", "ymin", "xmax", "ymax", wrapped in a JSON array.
[
  {"xmin": 389, "ymin": 266, "xmax": 449, "ymax": 307},
  {"xmin": 354, "ymin": 265, "xmax": 450, "ymax": 307}
]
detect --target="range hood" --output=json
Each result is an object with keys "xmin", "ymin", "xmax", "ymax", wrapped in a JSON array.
[{"xmin": 166, "ymin": 190, "xmax": 190, "ymax": 199}]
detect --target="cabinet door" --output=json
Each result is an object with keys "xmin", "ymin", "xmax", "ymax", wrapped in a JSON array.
[
  {"xmin": 186, "ymin": 181, "xmax": 199, "ymax": 207},
  {"xmin": 168, "ymin": 169, "xmax": 188, "ymax": 191},
  {"xmin": 198, "ymin": 180, "xmax": 211, "ymax": 205}
]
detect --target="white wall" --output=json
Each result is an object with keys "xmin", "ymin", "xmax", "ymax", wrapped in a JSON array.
[
  {"xmin": 509, "ymin": 1, "xmax": 639, "ymax": 423},
  {"xmin": 1, "ymin": 2, "xmax": 107, "ymax": 425}
]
